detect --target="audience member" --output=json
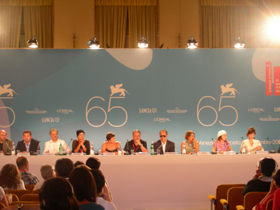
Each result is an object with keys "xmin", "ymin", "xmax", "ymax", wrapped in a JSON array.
[
  {"xmin": 16, "ymin": 156, "xmax": 39, "ymax": 185},
  {"xmin": 91, "ymin": 169, "xmax": 117, "ymax": 210},
  {"xmin": 69, "ymin": 165, "xmax": 104, "ymax": 210},
  {"xmin": 74, "ymin": 161, "xmax": 84, "ymax": 168},
  {"xmin": 39, "ymin": 177, "xmax": 79, "ymax": 210},
  {"xmin": 0, "ymin": 186, "xmax": 8, "ymax": 207},
  {"xmin": 242, "ymin": 157, "xmax": 277, "ymax": 195},
  {"xmin": 33, "ymin": 164, "xmax": 55, "ymax": 191},
  {"xmin": 0, "ymin": 164, "xmax": 25, "ymax": 189},
  {"xmin": 254, "ymin": 169, "xmax": 280, "ymax": 210},
  {"xmin": 55, "ymin": 158, "xmax": 74, "ymax": 180},
  {"xmin": 86, "ymin": 157, "xmax": 113, "ymax": 202}
]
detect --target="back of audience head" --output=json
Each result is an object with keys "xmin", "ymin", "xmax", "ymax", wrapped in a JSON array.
[
  {"xmin": 0, "ymin": 164, "xmax": 21, "ymax": 189},
  {"xmin": 69, "ymin": 165, "xmax": 97, "ymax": 203},
  {"xmin": 39, "ymin": 177, "xmax": 79, "ymax": 210},
  {"xmin": 273, "ymin": 169, "xmax": 280, "ymax": 187},
  {"xmin": 259, "ymin": 157, "xmax": 277, "ymax": 177},
  {"xmin": 16, "ymin": 156, "xmax": 29, "ymax": 170},
  {"xmin": 90, "ymin": 169, "xmax": 106, "ymax": 196},
  {"xmin": 74, "ymin": 161, "xmax": 84, "ymax": 168},
  {"xmin": 86, "ymin": 157, "xmax": 101, "ymax": 170},
  {"xmin": 55, "ymin": 158, "xmax": 74, "ymax": 178},
  {"xmin": 40, "ymin": 164, "xmax": 55, "ymax": 180}
]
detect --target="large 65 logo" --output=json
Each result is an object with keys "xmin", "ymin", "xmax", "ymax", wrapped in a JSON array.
[
  {"xmin": 197, "ymin": 96, "xmax": 238, "ymax": 127},
  {"xmin": 86, "ymin": 96, "xmax": 128, "ymax": 127}
]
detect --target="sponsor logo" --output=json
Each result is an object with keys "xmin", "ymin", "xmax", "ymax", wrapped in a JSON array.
[
  {"xmin": 154, "ymin": 117, "xmax": 170, "ymax": 123},
  {"xmin": 42, "ymin": 117, "xmax": 60, "ymax": 123},
  {"xmin": 0, "ymin": 84, "xmax": 17, "ymax": 99},
  {"xmin": 110, "ymin": 83, "xmax": 130, "ymax": 97},
  {"xmin": 220, "ymin": 83, "xmax": 240, "ymax": 96},
  {"xmin": 166, "ymin": 107, "xmax": 187, "ymax": 114},
  {"xmin": 274, "ymin": 107, "xmax": 280, "ymax": 112},
  {"xmin": 57, "ymin": 109, "xmax": 73, "ymax": 114},
  {"xmin": 26, "ymin": 108, "xmax": 47, "ymax": 114},
  {"xmin": 139, "ymin": 108, "xmax": 157, "ymax": 113},
  {"xmin": 259, "ymin": 115, "xmax": 280, "ymax": 121},
  {"xmin": 248, "ymin": 108, "xmax": 265, "ymax": 113}
]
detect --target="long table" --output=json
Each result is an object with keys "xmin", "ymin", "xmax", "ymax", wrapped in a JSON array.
[{"xmin": 1, "ymin": 154, "xmax": 280, "ymax": 210}]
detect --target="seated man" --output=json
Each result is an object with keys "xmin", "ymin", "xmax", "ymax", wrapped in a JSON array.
[
  {"xmin": 33, "ymin": 164, "xmax": 55, "ymax": 191},
  {"xmin": 16, "ymin": 130, "xmax": 40, "ymax": 155},
  {"xmin": 0, "ymin": 129, "xmax": 13, "ymax": 155},
  {"xmin": 123, "ymin": 129, "xmax": 148, "ymax": 154},
  {"xmin": 242, "ymin": 157, "xmax": 277, "ymax": 195},
  {"xmin": 16, "ymin": 156, "xmax": 39, "ymax": 185},
  {"xmin": 43, "ymin": 128, "xmax": 71, "ymax": 154},
  {"xmin": 55, "ymin": 158, "xmax": 74, "ymax": 180},
  {"xmin": 153, "ymin": 130, "xmax": 175, "ymax": 154}
]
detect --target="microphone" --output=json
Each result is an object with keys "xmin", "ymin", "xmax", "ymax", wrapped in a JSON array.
[
  {"xmin": 241, "ymin": 137, "xmax": 243, "ymax": 140},
  {"xmin": 67, "ymin": 138, "xmax": 74, "ymax": 152},
  {"xmin": 211, "ymin": 138, "xmax": 217, "ymax": 154},
  {"xmin": 4, "ymin": 140, "xmax": 11, "ymax": 155},
  {"xmin": 267, "ymin": 137, "xmax": 276, "ymax": 153},
  {"xmin": 156, "ymin": 144, "xmax": 163, "ymax": 155},
  {"xmin": 94, "ymin": 141, "xmax": 105, "ymax": 155}
]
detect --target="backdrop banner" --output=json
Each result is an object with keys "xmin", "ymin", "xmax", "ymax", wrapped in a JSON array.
[{"xmin": 0, "ymin": 49, "xmax": 279, "ymax": 152}]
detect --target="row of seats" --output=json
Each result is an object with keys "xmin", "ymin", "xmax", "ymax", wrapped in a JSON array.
[{"xmin": 208, "ymin": 184, "xmax": 272, "ymax": 210}]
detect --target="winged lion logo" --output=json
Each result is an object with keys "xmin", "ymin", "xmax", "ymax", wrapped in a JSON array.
[
  {"xmin": 220, "ymin": 83, "xmax": 240, "ymax": 96},
  {"xmin": 0, "ymin": 84, "xmax": 18, "ymax": 97},
  {"xmin": 110, "ymin": 84, "xmax": 130, "ymax": 97}
]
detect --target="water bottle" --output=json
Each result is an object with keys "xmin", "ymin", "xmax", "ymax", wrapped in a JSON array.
[
  {"xmin": 182, "ymin": 143, "xmax": 186, "ymax": 155},
  {"xmin": 90, "ymin": 142, "xmax": 94, "ymax": 155},
  {"xmin": 11, "ymin": 143, "xmax": 15, "ymax": 156},
  {"xmin": 242, "ymin": 145, "xmax": 246, "ymax": 154},
  {"xmin": 150, "ymin": 142, "xmax": 154, "ymax": 155},
  {"xmin": 59, "ymin": 143, "xmax": 63, "ymax": 156},
  {"xmin": 118, "ymin": 145, "xmax": 122, "ymax": 156}
]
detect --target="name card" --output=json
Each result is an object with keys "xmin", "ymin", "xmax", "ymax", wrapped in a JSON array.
[
  {"xmin": 103, "ymin": 153, "xmax": 115, "ymax": 156},
  {"xmin": 71, "ymin": 153, "xmax": 84, "ymax": 156},
  {"xmin": 256, "ymin": 151, "xmax": 269, "ymax": 154},
  {"xmin": 223, "ymin": 151, "xmax": 236, "ymax": 155},
  {"xmin": 165, "ymin": 152, "xmax": 178, "ymax": 155},
  {"xmin": 135, "ymin": 152, "xmax": 149, "ymax": 155},
  {"xmin": 197, "ymin": 152, "xmax": 210, "ymax": 155},
  {"xmin": 17, "ymin": 153, "xmax": 30, "ymax": 156},
  {"xmin": 43, "ymin": 153, "xmax": 55, "ymax": 155}
]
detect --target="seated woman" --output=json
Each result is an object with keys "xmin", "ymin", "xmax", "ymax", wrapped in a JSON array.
[
  {"xmin": 212, "ymin": 130, "xmax": 232, "ymax": 154},
  {"xmin": 253, "ymin": 169, "xmax": 280, "ymax": 210},
  {"xmin": 0, "ymin": 164, "xmax": 25, "ymax": 190},
  {"xmin": 72, "ymin": 129, "xmax": 90, "ymax": 155},
  {"xmin": 69, "ymin": 165, "xmax": 104, "ymax": 210},
  {"xmin": 240, "ymin": 127, "xmax": 263, "ymax": 154},
  {"xmin": 39, "ymin": 177, "xmax": 80, "ymax": 210},
  {"xmin": 101, "ymin": 132, "xmax": 121, "ymax": 155},
  {"xmin": 0, "ymin": 186, "xmax": 8, "ymax": 207},
  {"xmin": 180, "ymin": 130, "xmax": 199, "ymax": 154}
]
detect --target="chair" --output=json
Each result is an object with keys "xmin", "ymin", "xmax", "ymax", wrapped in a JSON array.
[
  {"xmin": 208, "ymin": 184, "xmax": 245, "ymax": 210},
  {"xmin": 4, "ymin": 189, "xmax": 29, "ymax": 201},
  {"xmin": 266, "ymin": 198, "xmax": 273, "ymax": 210},
  {"xmin": 20, "ymin": 194, "xmax": 39, "ymax": 201},
  {"xmin": 32, "ymin": 189, "xmax": 40, "ymax": 194},
  {"xmin": 25, "ymin": 185, "xmax": 35, "ymax": 192},
  {"xmin": 0, "ymin": 202, "xmax": 5, "ymax": 210},
  {"xmin": 11, "ymin": 194, "xmax": 19, "ymax": 202},
  {"xmin": 220, "ymin": 186, "xmax": 244, "ymax": 210},
  {"xmin": 236, "ymin": 191, "xmax": 267, "ymax": 210},
  {"xmin": 9, "ymin": 201, "xmax": 40, "ymax": 206}
]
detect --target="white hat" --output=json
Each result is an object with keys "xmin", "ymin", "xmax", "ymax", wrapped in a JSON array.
[{"xmin": 217, "ymin": 130, "xmax": 227, "ymax": 138}]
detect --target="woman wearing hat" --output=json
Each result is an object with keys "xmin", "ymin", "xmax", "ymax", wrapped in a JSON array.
[{"xmin": 212, "ymin": 130, "xmax": 232, "ymax": 154}]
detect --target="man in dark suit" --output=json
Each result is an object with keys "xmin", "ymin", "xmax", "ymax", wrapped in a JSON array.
[
  {"xmin": 153, "ymin": 130, "xmax": 175, "ymax": 154},
  {"xmin": 16, "ymin": 130, "xmax": 40, "ymax": 155}
]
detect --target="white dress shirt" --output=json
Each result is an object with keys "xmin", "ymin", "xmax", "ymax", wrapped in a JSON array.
[
  {"xmin": 97, "ymin": 197, "xmax": 117, "ymax": 210},
  {"xmin": 43, "ymin": 139, "xmax": 71, "ymax": 154},
  {"xmin": 161, "ymin": 140, "xmax": 167, "ymax": 154},
  {"xmin": 240, "ymin": 139, "xmax": 264, "ymax": 154}
]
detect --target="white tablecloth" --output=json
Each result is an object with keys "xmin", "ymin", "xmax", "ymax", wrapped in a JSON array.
[{"xmin": 1, "ymin": 154, "xmax": 280, "ymax": 210}]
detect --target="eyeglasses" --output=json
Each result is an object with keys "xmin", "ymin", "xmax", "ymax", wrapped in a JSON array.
[{"xmin": 160, "ymin": 135, "xmax": 166, "ymax": 137}]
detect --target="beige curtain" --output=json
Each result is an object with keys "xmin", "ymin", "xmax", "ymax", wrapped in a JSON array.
[
  {"xmin": 0, "ymin": 6, "xmax": 22, "ymax": 48},
  {"xmin": 128, "ymin": 6, "xmax": 157, "ymax": 48},
  {"xmin": 95, "ymin": 0, "xmax": 157, "ymax": 6},
  {"xmin": 0, "ymin": 0, "xmax": 52, "ymax": 6},
  {"xmin": 23, "ymin": 6, "xmax": 52, "ymax": 48},
  {"xmin": 96, "ymin": 6, "xmax": 128, "ymax": 48}
]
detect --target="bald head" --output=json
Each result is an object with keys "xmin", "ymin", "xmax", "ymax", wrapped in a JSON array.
[{"xmin": 0, "ymin": 130, "xmax": 7, "ymax": 142}]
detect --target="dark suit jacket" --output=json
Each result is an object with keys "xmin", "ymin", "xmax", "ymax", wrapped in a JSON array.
[
  {"xmin": 153, "ymin": 140, "xmax": 175, "ymax": 154},
  {"xmin": 16, "ymin": 139, "xmax": 40, "ymax": 154},
  {"xmin": 124, "ymin": 139, "xmax": 147, "ymax": 154}
]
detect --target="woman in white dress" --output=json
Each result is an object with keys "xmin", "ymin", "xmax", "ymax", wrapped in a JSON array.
[{"xmin": 239, "ymin": 127, "xmax": 263, "ymax": 154}]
